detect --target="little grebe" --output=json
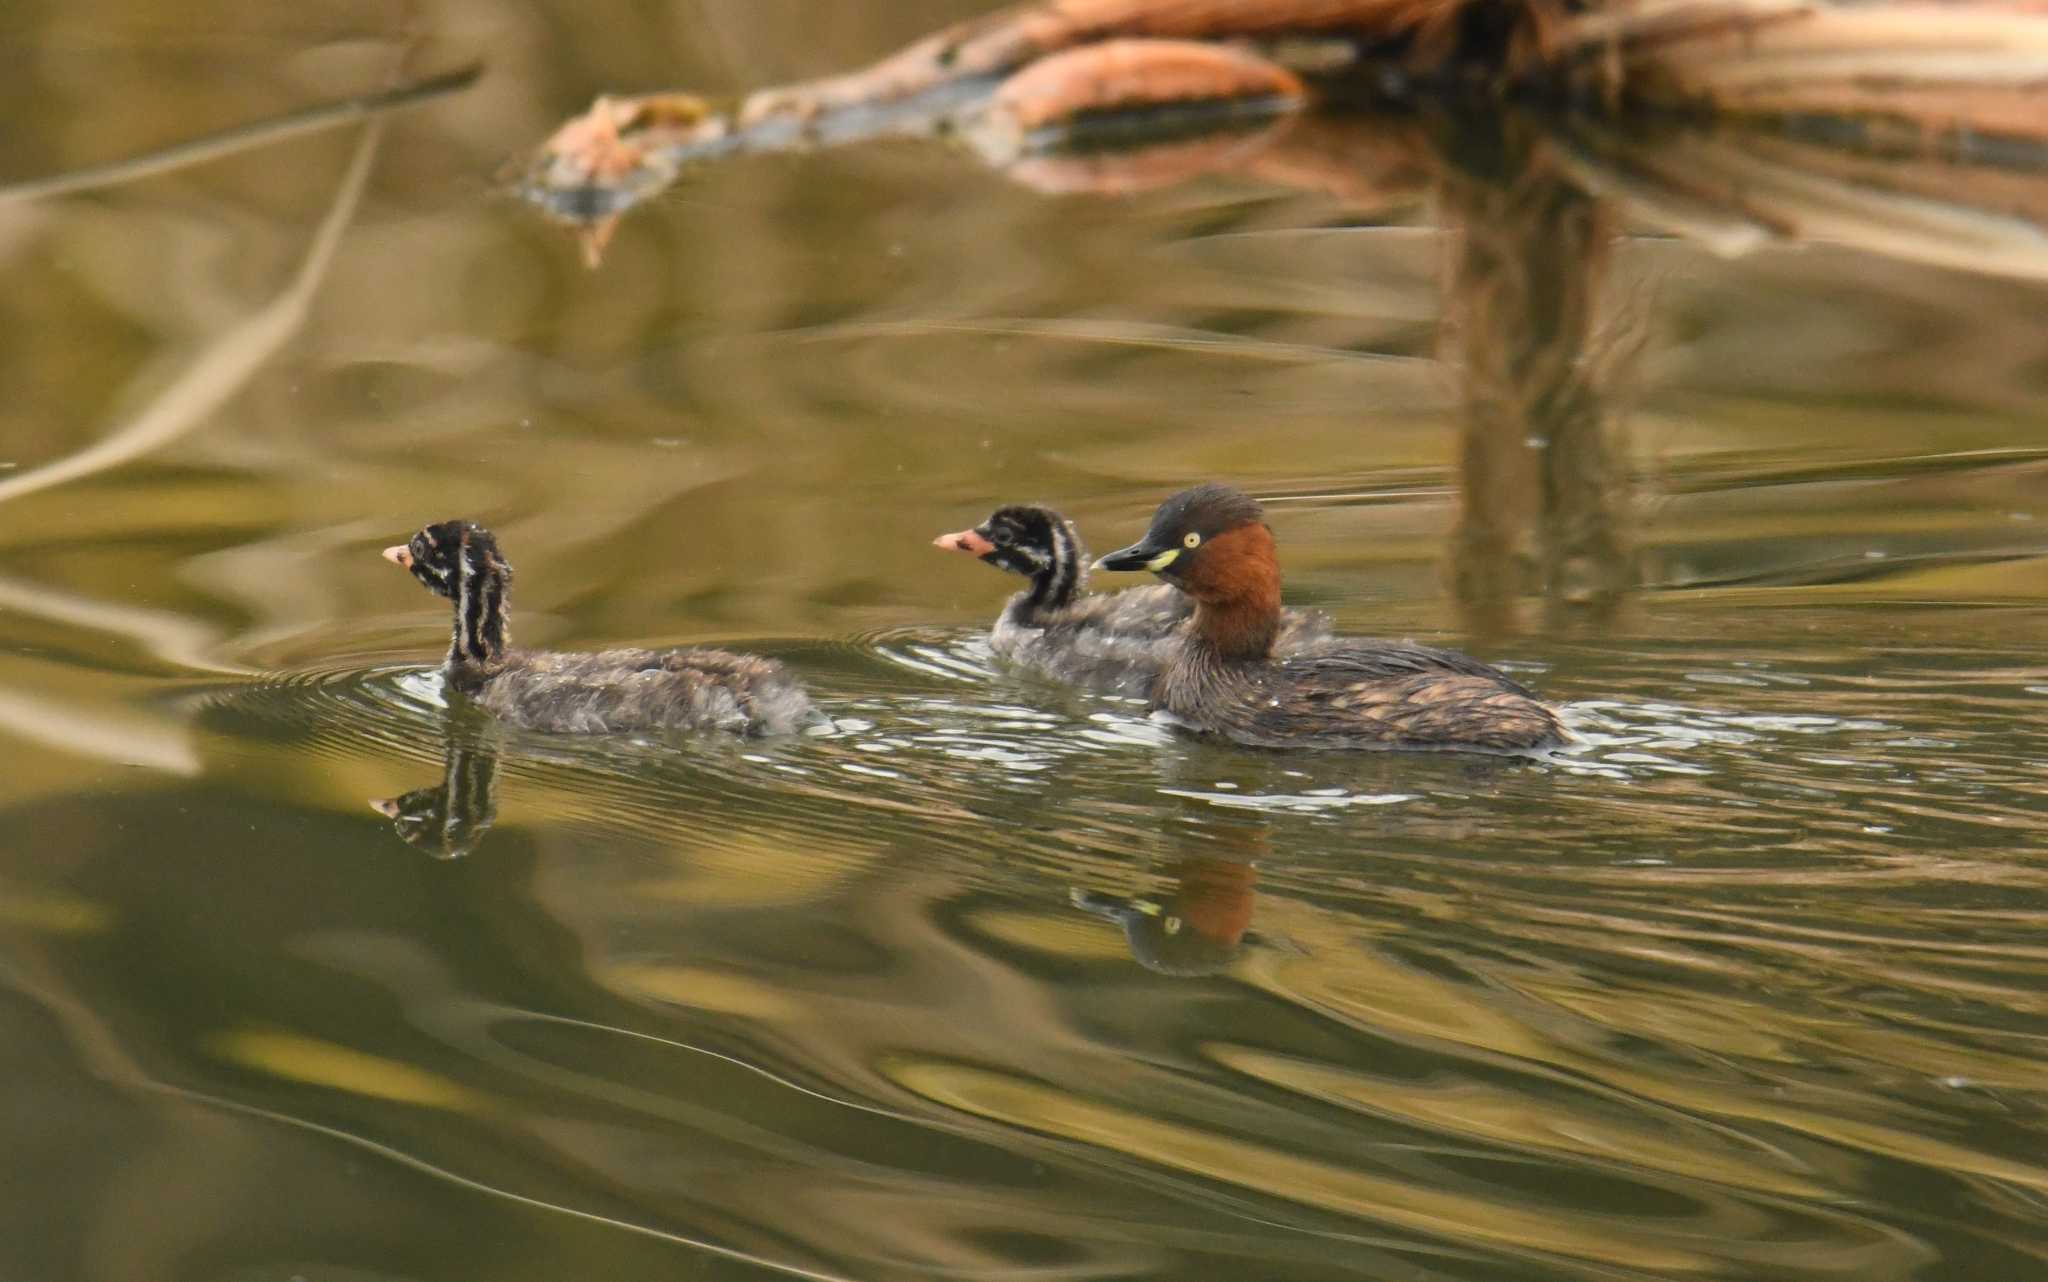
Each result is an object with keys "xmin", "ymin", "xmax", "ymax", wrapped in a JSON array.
[
  {"xmin": 934, "ymin": 503, "xmax": 1331, "ymax": 695},
  {"xmin": 383, "ymin": 520, "xmax": 813, "ymax": 735},
  {"xmin": 1095, "ymin": 485, "xmax": 1566, "ymax": 752}
]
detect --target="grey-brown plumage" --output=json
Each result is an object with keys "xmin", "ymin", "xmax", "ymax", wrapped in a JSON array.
[
  {"xmin": 1156, "ymin": 636, "xmax": 1566, "ymax": 752},
  {"xmin": 1096, "ymin": 485, "xmax": 1567, "ymax": 752},
  {"xmin": 383, "ymin": 520, "xmax": 813, "ymax": 736},
  {"xmin": 934, "ymin": 503, "xmax": 1332, "ymax": 697}
]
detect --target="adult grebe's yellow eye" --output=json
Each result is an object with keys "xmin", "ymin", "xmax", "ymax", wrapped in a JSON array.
[{"xmin": 1183, "ymin": 532, "xmax": 1201, "ymax": 549}]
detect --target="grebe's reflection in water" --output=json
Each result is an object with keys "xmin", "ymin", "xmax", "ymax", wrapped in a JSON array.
[
  {"xmin": 370, "ymin": 738, "xmax": 499, "ymax": 860},
  {"xmin": 1071, "ymin": 807, "xmax": 1268, "ymax": 976},
  {"xmin": 1072, "ymin": 854, "xmax": 1260, "ymax": 976}
]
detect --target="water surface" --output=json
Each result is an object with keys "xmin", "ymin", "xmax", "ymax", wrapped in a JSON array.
[{"xmin": 3, "ymin": 3, "xmax": 2048, "ymax": 1280}]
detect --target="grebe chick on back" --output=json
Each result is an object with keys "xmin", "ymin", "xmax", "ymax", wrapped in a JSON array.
[
  {"xmin": 934, "ymin": 502, "xmax": 1332, "ymax": 696},
  {"xmin": 1095, "ymin": 485, "xmax": 1566, "ymax": 752},
  {"xmin": 383, "ymin": 520, "xmax": 813, "ymax": 735}
]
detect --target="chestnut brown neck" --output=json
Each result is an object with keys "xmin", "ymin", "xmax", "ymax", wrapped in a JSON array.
[{"xmin": 1183, "ymin": 523, "xmax": 1282, "ymax": 662}]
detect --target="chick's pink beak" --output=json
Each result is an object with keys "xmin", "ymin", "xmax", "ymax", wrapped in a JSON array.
[
  {"xmin": 382, "ymin": 544, "xmax": 413, "ymax": 568},
  {"xmin": 933, "ymin": 528, "xmax": 996, "ymax": 556}
]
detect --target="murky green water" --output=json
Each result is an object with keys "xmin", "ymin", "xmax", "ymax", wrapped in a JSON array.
[{"xmin": 4, "ymin": 4, "xmax": 2048, "ymax": 1280}]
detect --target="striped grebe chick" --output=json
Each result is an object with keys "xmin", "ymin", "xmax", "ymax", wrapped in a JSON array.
[{"xmin": 383, "ymin": 520, "xmax": 813, "ymax": 736}]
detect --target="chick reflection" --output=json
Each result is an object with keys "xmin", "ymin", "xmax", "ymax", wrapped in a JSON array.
[
  {"xmin": 1071, "ymin": 814, "xmax": 1267, "ymax": 976},
  {"xmin": 369, "ymin": 740, "xmax": 498, "ymax": 860}
]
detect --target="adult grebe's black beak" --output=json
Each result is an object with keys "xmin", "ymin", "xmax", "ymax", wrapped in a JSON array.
[{"xmin": 1095, "ymin": 536, "xmax": 1179, "ymax": 573}]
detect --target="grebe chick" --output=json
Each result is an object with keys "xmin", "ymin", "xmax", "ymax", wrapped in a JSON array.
[
  {"xmin": 383, "ymin": 520, "xmax": 813, "ymax": 736},
  {"xmin": 1095, "ymin": 485, "xmax": 1566, "ymax": 752},
  {"xmin": 934, "ymin": 503, "xmax": 1331, "ymax": 696}
]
